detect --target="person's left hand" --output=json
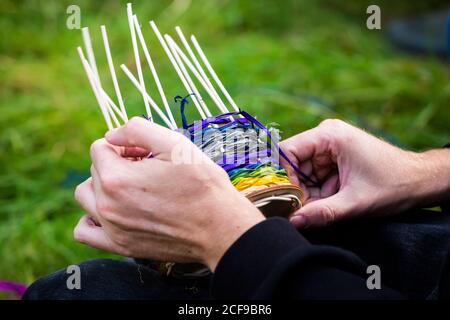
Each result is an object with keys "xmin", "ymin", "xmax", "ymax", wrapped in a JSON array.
[{"xmin": 74, "ymin": 117, "xmax": 264, "ymax": 271}]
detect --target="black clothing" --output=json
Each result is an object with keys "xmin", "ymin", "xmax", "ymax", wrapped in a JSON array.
[{"xmin": 24, "ymin": 208, "xmax": 450, "ymax": 300}]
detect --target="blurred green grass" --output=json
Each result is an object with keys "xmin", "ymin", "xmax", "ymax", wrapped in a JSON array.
[{"xmin": 0, "ymin": 0, "xmax": 449, "ymax": 286}]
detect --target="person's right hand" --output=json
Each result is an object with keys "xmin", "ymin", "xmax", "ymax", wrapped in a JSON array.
[{"xmin": 281, "ymin": 119, "xmax": 450, "ymax": 228}]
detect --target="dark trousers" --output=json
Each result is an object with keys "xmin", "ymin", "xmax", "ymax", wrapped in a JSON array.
[{"xmin": 23, "ymin": 209, "xmax": 450, "ymax": 300}]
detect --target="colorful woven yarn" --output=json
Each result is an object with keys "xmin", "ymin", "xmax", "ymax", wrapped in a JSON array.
[
  {"xmin": 177, "ymin": 99, "xmax": 317, "ymax": 186},
  {"xmin": 227, "ymin": 163, "xmax": 290, "ymax": 192},
  {"xmin": 177, "ymin": 104, "xmax": 316, "ymax": 198},
  {"xmin": 187, "ymin": 119, "xmax": 290, "ymax": 193}
]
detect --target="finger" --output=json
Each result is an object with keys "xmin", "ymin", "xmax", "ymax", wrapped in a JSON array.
[
  {"xmin": 320, "ymin": 173, "xmax": 340, "ymax": 198},
  {"xmin": 284, "ymin": 168, "xmax": 299, "ymax": 186},
  {"xmin": 90, "ymin": 138, "xmax": 129, "ymax": 178},
  {"xmin": 306, "ymin": 186, "xmax": 321, "ymax": 201},
  {"xmin": 73, "ymin": 215, "xmax": 117, "ymax": 253},
  {"xmin": 282, "ymin": 160, "xmax": 300, "ymax": 186},
  {"xmin": 290, "ymin": 189, "xmax": 353, "ymax": 228},
  {"xmin": 312, "ymin": 154, "xmax": 335, "ymax": 181},
  {"xmin": 90, "ymin": 152, "xmax": 168, "ymax": 197},
  {"xmin": 298, "ymin": 161, "xmax": 315, "ymax": 182},
  {"xmin": 74, "ymin": 177, "xmax": 101, "ymax": 224},
  {"xmin": 105, "ymin": 117, "xmax": 187, "ymax": 158},
  {"xmin": 280, "ymin": 126, "xmax": 332, "ymax": 164},
  {"xmin": 280, "ymin": 145, "xmax": 307, "ymax": 186},
  {"xmin": 280, "ymin": 129, "xmax": 326, "ymax": 185},
  {"xmin": 298, "ymin": 180, "xmax": 310, "ymax": 201}
]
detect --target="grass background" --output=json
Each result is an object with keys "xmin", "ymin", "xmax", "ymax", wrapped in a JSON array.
[{"xmin": 0, "ymin": 0, "xmax": 449, "ymax": 289}]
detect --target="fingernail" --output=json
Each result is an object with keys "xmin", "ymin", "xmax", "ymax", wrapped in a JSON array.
[{"xmin": 290, "ymin": 214, "xmax": 308, "ymax": 229}]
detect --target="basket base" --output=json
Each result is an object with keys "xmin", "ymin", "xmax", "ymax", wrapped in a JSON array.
[{"xmin": 246, "ymin": 184, "xmax": 304, "ymax": 218}]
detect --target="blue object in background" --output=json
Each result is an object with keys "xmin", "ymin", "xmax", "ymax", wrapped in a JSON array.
[{"xmin": 387, "ymin": 10, "xmax": 450, "ymax": 59}]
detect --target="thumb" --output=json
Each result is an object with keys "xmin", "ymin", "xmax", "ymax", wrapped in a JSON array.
[
  {"xmin": 105, "ymin": 117, "xmax": 187, "ymax": 157},
  {"xmin": 290, "ymin": 191, "xmax": 353, "ymax": 228}
]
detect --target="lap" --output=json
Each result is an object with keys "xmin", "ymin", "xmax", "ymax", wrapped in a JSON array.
[
  {"xmin": 24, "ymin": 209, "xmax": 450, "ymax": 300},
  {"xmin": 23, "ymin": 258, "xmax": 211, "ymax": 300},
  {"xmin": 302, "ymin": 209, "xmax": 450, "ymax": 298}
]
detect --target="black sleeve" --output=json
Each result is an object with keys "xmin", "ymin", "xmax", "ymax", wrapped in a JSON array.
[
  {"xmin": 211, "ymin": 218, "xmax": 404, "ymax": 300},
  {"xmin": 439, "ymin": 143, "xmax": 450, "ymax": 213}
]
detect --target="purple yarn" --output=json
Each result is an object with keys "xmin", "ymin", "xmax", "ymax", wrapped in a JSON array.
[
  {"xmin": 0, "ymin": 280, "xmax": 28, "ymax": 298},
  {"xmin": 177, "ymin": 107, "xmax": 319, "ymax": 186}
]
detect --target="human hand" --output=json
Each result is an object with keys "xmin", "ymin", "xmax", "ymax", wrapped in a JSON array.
[
  {"xmin": 281, "ymin": 119, "xmax": 450, "ymax": 228},
  {"xmin": 74, "ymin": 117, "xmax": 264, "ymax": 271}
]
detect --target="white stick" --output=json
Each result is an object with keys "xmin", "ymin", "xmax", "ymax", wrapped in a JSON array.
[
  {"xmin": 81, "ymin": 27, "xmax": 113, "ymax": 126},
  {"xmin": 101, "ymin": 90, "xmax": 128, "ymax": 123},
  {"xmin": 81, "ymin": 27, "xmax": 100, "ymax": 83},
  {"xmin": 149, "ymin": 20, "xmax": 207, "ymax": 119},
  {"xmin": 121, "ymin": 64, "xmax": 176, "ymax": 130},
  {"xmin": 175, "ymin": 26, "xmax": 229, "ymax": 113},
  {"xmin": 101, "ymin": 25, "xmax": 128, "ymax": 121},
  {"xmin": 77, "ymin": 47, "xmax": 113, "ymax": 130},
  {"xmin": 105, "ymin": 99, "xmax": 121, "ymax": 127},
  {"xmin": 132, "ymin": 15, "xmax": 176, "ymax": 128},
  {"xmin": 78, "ymin": 37, "xmax": 123, "ymax": 127},
  {"xmin": 164, "ymin": 35, "xmax": 212, "ymax": 118},
  {"xmin": 168, "ymin": 36, "xmax": 228, "ymax": 114},
  {"xmin": 84, "ymin": 60, "xmax": 122, "ymax": 128},
  {"xmin": 191, "ymin": 35, "xmax": 240, "ymax": 112},
  {"xmin": 78, "ymin": 48, "xmax": 122, "ymax": 129},
  {"xmin": 127, "ymin": 3, "xmax": 152, "ymax": 119}
]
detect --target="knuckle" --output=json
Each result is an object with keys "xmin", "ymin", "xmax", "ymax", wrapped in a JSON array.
[
  {"xmin": 318, "ymin": 119, "xmax": 352, "ymax": 145},
  {"xmin": 96, "ymin": 199, "xmax": 131, "ymax": 229},
  {"xmin": 186, "ymin": 164, "xmax": 218, "ymax": 187},
  {"xmin": 96, "ymin": 198, "xmax": 113, "ymax": 219},
  {"xmin": 189, "ymin": 163, "xmax": 206, "ymax": 178},
  {"xmin": 126, "ymin": 117, "xmax": 145, "ymax": 133},
  {"xmin": 285, "ymin": 144, "xmax": 297, "ymax": 159},
  {"xmin": 124, "ymin": 117, "xmax": 149, "ymax": 146},
  {"xmin": 319, "ymin": 118, "xmax": 344, "ymax": 130},
  {"xmin": 319, "ymin": 204, "xmax": 337, "ymax": 226},
  {"xmin": 129, "ymin": 116, "xmax": 145, "ymax": 125},
  {"xmin": 90, "ymin": 138, "xmax": 105, "ymax": 157},
  {"xmin": 101, "ymin": 174, "xmax": 124, "ymax": 194},
  {"xmin": 119, "ymin": 247, "xmax": 133, "ymax": 258},
  {"xmin": 111, "ymin": 234, "xmax": 132, "ymax": 254},
  {"xmin": 74, "ymin": 184, "xmax": 83, "ymax": 202},
  {"xmin": 279, "ymin": 138, "xmax": 295, "ymax": 155},
  {"xmin": 73, "ymin": 225, "xmax": 85, "ymax": 243}
]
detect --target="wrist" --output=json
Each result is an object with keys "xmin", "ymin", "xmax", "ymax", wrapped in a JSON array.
[
  {"xmin": 405, "ymin": 149, "xmax": 450, "ymax": 208},
  {"xmin": 199, "ymin": 192, "xmax": 265, "ymax": 272}
]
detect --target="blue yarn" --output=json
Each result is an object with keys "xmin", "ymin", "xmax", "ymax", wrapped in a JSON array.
[{"xmin": 174, "ymin": 94, "xmax": 195, "ymax": 129}]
